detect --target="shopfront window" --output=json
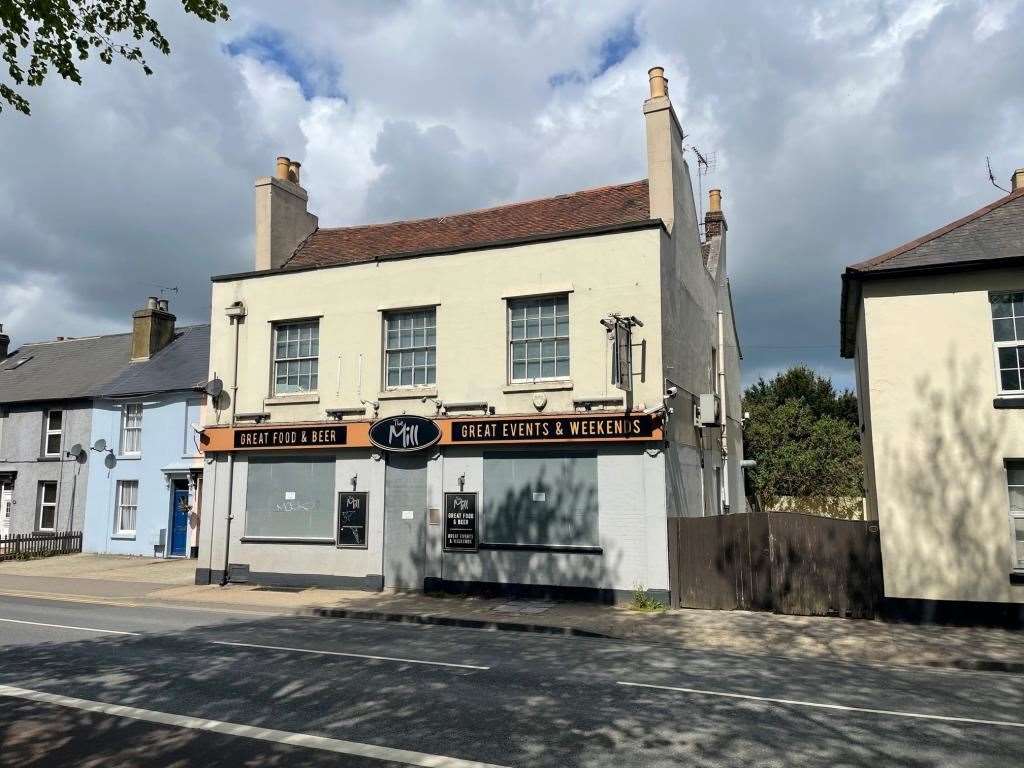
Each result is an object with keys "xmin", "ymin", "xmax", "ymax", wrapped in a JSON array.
[
  {"xmin": 244, "ymin": 455, "xmax": 335, "ymax": 539},
  {"xmin": 482, "ymin": 451, "xmax": 598, "ymax": 546}
]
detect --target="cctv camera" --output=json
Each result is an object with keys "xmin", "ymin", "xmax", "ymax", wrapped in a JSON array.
[{"xmin": 664, "ymin": 386, "xmax": 679, "ymax": 399}]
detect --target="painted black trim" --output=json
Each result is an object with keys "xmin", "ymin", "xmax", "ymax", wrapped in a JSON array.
[
  {"xmin": 994, "ymin": 397, "xmax": 1024, "ymax": 409},
  {"xmin": 478, "ymin": 542, "xmax": 603, "ymax": 554},
  {"xmin": 211, "ymin": 219, "xmax": 665, "ymax": 283},
  {"xmin": 880, "ymin": 597, "xmax": 1024, "ymax": 628},
  {"xmin": 1010, "ymin": 572, "xmax": 1024, "ymax": 585},
  {"xmin": 196, "ymin": 567, "xmax": 383, "ymax": 591},
  {"xmin": 239, "ymin": 537, "xmax": 336, "ymax": 545},
  {"xmin": 424, "ymin": 577, "xmax": 664, "ymax": 606}
]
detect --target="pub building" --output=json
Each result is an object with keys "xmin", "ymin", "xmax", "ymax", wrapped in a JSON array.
[{"xmin": 195, "ymin": 67, "xmax": 744, "ymax": 605}]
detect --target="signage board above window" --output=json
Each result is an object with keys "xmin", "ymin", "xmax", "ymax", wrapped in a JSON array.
[
  {"xmin": 451, "ymin": 414, "xmax": 656, "ymax": 444},
  {"xmin": 234, "ymin": 425, "xmax": 347, "ymax": 450},
  {"xmin": 368, "ymin": 415, "xmax": 441, "ymax": 452}
]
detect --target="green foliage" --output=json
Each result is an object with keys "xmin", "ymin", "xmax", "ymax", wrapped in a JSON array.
[
  {"xmin": 0, "ymin": 0, "xmax": 229, "ymax": 115},
  {"xmin": 629, "ymin": 584, "xmax": 665, "ymax": 612},
  {"xmin": 742, "ymin": 365, "xmax": 865, "ymax": 518}
]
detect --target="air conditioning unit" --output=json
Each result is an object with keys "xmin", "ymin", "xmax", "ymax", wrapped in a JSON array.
[{"xmin": 698, "ymin": 393, "xmax": 721, "ymax": 427}]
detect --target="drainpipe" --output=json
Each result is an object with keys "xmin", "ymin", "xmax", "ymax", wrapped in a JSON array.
[
  {"xmin": 220, "ymin": 301, "xmax": 245, "ymax": 586},
  {"xmin": 717, "ymin": 310, "xmax": 729, "ymax": 512}
]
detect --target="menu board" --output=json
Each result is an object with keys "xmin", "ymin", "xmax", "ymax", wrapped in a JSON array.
[
  {"xmin": 337, "ymin": 491, "xmax": 368, "ymax": 548},
  {"xmin": 444, "ymin": 492, "xmax": 478, "ymax": 552}
]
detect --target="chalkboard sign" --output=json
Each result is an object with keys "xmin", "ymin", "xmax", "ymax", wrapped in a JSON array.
[
  {"xmin": 337, "ymin": 491, "xmax": 368, "ymax": 548},
  {"xmin": 444, "ymin": 492, "xmax": 478, "ymax": 552}
]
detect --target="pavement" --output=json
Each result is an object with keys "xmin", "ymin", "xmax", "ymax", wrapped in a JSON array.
[
  {"xmin": 1, "ymin": 594, "xmax": 1024, "ymax": 766},
  {"xmin": 0, "ymin": 554, "xmax": 1022, "ymax": 675}
]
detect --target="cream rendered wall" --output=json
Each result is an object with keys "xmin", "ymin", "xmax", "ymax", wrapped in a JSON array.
[
  {"xmin": 861, "ymin": 268, "xmax": 1024, "ymax": 604},
  {"xmin": 207, "ymin": 228, "xmax": 664, "ymax": 424}
]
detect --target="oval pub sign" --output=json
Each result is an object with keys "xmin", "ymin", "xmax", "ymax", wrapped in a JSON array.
[{"xmin": 368, "ymin": 415, "xmax": 442, "ymax": 452}]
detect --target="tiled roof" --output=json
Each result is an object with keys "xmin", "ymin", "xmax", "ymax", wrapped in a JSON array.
[
  {"xmin": 283, "ymin": 179, "xmax": 652, "ymax": 270},
  {"xmin": 90, "ymin": 325, "xmax": 210, "ymax": 397},
  {"xmin": 0, "ymin": 333, "xmax": 131, "ymax": 404},
  {"xmin": 848, "ymin": 187, "xmax": 1024, "ymax": 273}
]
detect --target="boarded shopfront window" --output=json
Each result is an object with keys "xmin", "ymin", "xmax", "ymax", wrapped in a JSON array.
[
  {"xmin": 245, "ymin": 456, "xmax": 335, "ymax": 539},
  {"xmin": 482, "ymin": 452, "xmax": 598, "ymax": 546}
]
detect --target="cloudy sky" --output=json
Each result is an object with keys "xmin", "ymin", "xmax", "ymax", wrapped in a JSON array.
[{"xmin": 1, "ymin": 0, "xmax": 1022, "ymax": 390}]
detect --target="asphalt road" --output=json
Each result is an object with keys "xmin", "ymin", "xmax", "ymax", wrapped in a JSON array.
[{"xmin": 0, "ymin": 595, "xmax": 1022, "ymax": 767}]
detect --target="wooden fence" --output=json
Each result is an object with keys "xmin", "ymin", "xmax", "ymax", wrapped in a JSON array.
[
  {"xmin": 0, "ymin": 532, "xmax": 82, "ymax": 562},
  {"xmin": 667, "ymin": 512, "xmax": 883, "ymax": 618}
]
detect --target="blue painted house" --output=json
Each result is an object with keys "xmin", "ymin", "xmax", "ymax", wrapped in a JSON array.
[{"xmin": 83, "ymin": 299, "xmax": 210, "ymax": 558}]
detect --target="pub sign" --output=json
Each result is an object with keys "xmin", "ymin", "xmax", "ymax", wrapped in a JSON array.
[
  {"xmin": 337, "ymin": 491, "xmax": 369, "ymax": 548},
  {"xmin": 368, "ymin": 415, "xmax": 442, "ymax": 452},
  {"xmin": 443, "ymin": 492, "xmax": 478, "ymax": 552}
]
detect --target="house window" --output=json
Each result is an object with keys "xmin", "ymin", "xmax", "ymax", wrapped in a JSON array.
[
  {"xmin": 43, "ymin": 409, "xmax": 62, "ymax": 457},
  {"xmin": 482, "ymin": 451, "xmax": 598, "ymax": 547},
  {"xmin": 1008, "ymin": 461, "xmax": 1024, "ymax": 571},
  {"xmin": 991, "ymin": 292, "xmax": 1024, "ymax": 393},
  {"xmin": 273, "ymin": 320, "xmax": 319, "ymax": 395},
  {"xmin": 120, "ymin": 403, "xmax": 143, "ymax": 455},
  {"xmin": 508, "ymin": 295, "xmax": 570, "ymax": 382},
  {"xmin": 384, "ymin": 309, "xmax": 436, "ymax": 388},
  {"xmin": 244, "ymin": 455, "xmax": 335, "ymax": 539},
  {"xmin": 115, "ymin": 480, "xmax": 138, "ymax": 535},
  {"xmin": 37, "ymin": 482, "xmax": 57, "ymax": 531}
]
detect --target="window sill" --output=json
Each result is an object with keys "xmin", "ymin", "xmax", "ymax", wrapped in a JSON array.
[
  {"xmin": 993, "ymin": 396, "xmax": 1024, "ymax": 409},
  {"xmin": 239, "ymin": 536, "xmax": 336, "ymax": 545},
  {"xmin": 32, "ymin": 530, "xmax": 56, "ymax": 536},
  {"xmin": 503, "ymin": 380, "xmax": 573, "ymax": 394},
  {"xmin": 117, "ymin": 454, "xmax": 142, "ymax": 461},
  {"xmin": 111, "ymin": 534, "xmax": 136, "ymax": 541},
  {"xmin": 265, "ymin": 394, "xmax": 320, "ymax": 406},
  {"xmin": 478, "ymin": 542, "xmax": 602, "ymax": 555},
  {"xmin": 378, "ymin": 387, "xmax": 437, "ymax": 401},
  {"xmin": 36, "ymin": 456, "xmax": 60, "ymax": 462}
]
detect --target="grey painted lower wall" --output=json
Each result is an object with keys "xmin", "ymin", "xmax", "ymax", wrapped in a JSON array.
[
  {"xmin": 198, "ymin": 444, "xmax": 672, "ymax": 599},
  {"xmin": 0, "ymin": 402, "xmax": 92, "ymax": 535}
]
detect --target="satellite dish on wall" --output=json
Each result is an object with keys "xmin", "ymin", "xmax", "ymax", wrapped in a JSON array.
[
  {"xmin": 69, "ymin": 444, "xmax": 83, "ymax": 457},
  {"xmin": 205, "ymin": 378, "xmax": 224, "ymax": 399},
  {"xmin": 104, "ymin": 453, "xmax": 117, "ymax": 470},
  {"xmin": 93, "ymin": 438, "xmax": 107, "ymax": 452}
]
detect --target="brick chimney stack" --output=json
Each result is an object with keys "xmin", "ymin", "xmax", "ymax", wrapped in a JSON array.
[
  {"xmin": 704, "ymin": 188, "xmax": 727, "ymax": 239},
  {"xmin": 1012, "ymin": 169, "xmax": 1024, "ymax": 192},
  {"xmin": 0, "ymin": 323, "xmax": 9, "ymax": 359},
  {"xmin": 643, "ymin": 66, "xmax": 685, "ymax": 234},
  {"xmin": 132, "ymin": 296, "xmax": 176, "ymax": 361},
  {"xmin": 254, "ymin": 155, "xmax": 319, "ymax": 271}
]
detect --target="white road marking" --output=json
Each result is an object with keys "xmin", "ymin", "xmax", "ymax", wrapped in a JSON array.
[
  {"xmin": 0, "ymin": 684, "xmax": 508, "ymax": 768},
  {"xmin": 213, "ymin": 640, "xmax": 490, "ymax": 670},
  {"xmin": 0, "ymin": 618, "xmax": 139, "ymax": 636},
  {"xmin": 617, "ymin": 681, "xmax": 1024, "ymax": 729}
]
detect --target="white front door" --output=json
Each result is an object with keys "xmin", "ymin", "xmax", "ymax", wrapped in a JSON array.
[{"xmin": 0, "ymin": 485, "xmax": 12, "ymax": 537}]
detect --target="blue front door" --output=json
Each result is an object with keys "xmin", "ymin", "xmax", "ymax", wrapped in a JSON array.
[{"xmin": 170, "ymin": 488, "xmax": 189, "ymax": 557}]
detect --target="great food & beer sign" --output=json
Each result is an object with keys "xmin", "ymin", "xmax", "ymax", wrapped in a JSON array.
[{"xmin": 233, "ymin": 425, "xmax": 348, "ymax": 449}]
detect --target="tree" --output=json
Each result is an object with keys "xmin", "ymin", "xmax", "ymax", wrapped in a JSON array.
[
  {"xmin": 0, "ymin": 0, "xmax": 229, "ymax": 115},
  {"xmin": 742, "ymin": 365, "xmax": 865, "ymax": 518}
]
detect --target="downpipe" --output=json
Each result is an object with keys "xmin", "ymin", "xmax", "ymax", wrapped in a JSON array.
[{"xmin": 220, "ymin": 302, "xmax": 244, "ymax": 586}]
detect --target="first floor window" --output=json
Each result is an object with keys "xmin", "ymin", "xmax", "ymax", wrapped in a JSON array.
[
  {"xmin": 273, "ymin": 320, "xmax": 319, "ymax": 395},
  {"xmin": 1008, "ymin": 461, "xmax": 1024, "ymax": 570},
  {"xmin": 44, "ymin": 409, "xmax": 62, "ymax": 456},
  {"xmin": 482, "ymin": 451, "xmax": 598, "ymax": 547},
  {"xmin": 37, "ymin": 482, "xmax": 57, "ymax": 531},
  {"xmin": 120, "ymin": 403, "xmax": 143, "ymax": 455},
  {"xmin": 116, "ymin": 480, "xmax": 138, "ymax": 535},
  {"xmin": 385, "ymin": 308, "xmax": 436, "ymax": 388},
  {"xmin": 991, "ymin": 292, "xmax": 1024, "ymax": 393},
  {"xmin": 508, "ymin": 295, "xmax": 569, "ymax": 382},
  {"xmin": 244, "ymin": 455, "xmax": 335, "ymax": 539}
]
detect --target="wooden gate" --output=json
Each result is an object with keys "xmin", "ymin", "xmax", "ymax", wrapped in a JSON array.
[{"xmin": 667, "ymin": 512, "xmax": 883, "ymax": 618}]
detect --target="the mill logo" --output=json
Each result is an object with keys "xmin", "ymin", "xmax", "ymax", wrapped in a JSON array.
[{"xmin": 368, "ymin": 415, "xmax": 441, "ymax": 452}]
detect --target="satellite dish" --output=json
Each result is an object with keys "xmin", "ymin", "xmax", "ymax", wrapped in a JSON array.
[
  {"xmin": 205, "ymin": 378, "xmax": 224, "ymax": 398},
  {"xmin": 93, "ymin": 438, "xmax": 107, "ymax": 452},
  {"xmin": 69, "ymin": 444, "xmax": 83, "ymax": 457},
  {"xmin": 104, "ymin": 453, "xmax": 117, "ymax": 470}
]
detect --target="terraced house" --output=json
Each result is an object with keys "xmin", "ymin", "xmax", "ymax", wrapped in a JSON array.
[{"xmin": 197, "ymin": 68, "xmax": 743, "ymax": 603}]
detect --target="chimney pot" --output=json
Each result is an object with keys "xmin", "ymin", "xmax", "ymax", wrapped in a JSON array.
[
  {"xmin": 157, "ymin": 298, "xmax": 169, "ymax": 312},
  {"xmin": 275, "ymin": 156, "xmax": 291, "ymax": 181},
  {"xmin": 288, "ymin": 160, "xmax": 301, "ymax": 185},
  {"xmin": 648, "ymin": 66, "xmax": 668, "ymax": 99},
  {"xmin": 146, "ymin": 296, "xmax": 158, "ymax": 310},
  {"xmin": 709, "ymin": 189, "xmax": 722, "ymax": 213},
  {"xmin": 1012, "ymin": 169, "xmax": 1024, "ymax": 192}
]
